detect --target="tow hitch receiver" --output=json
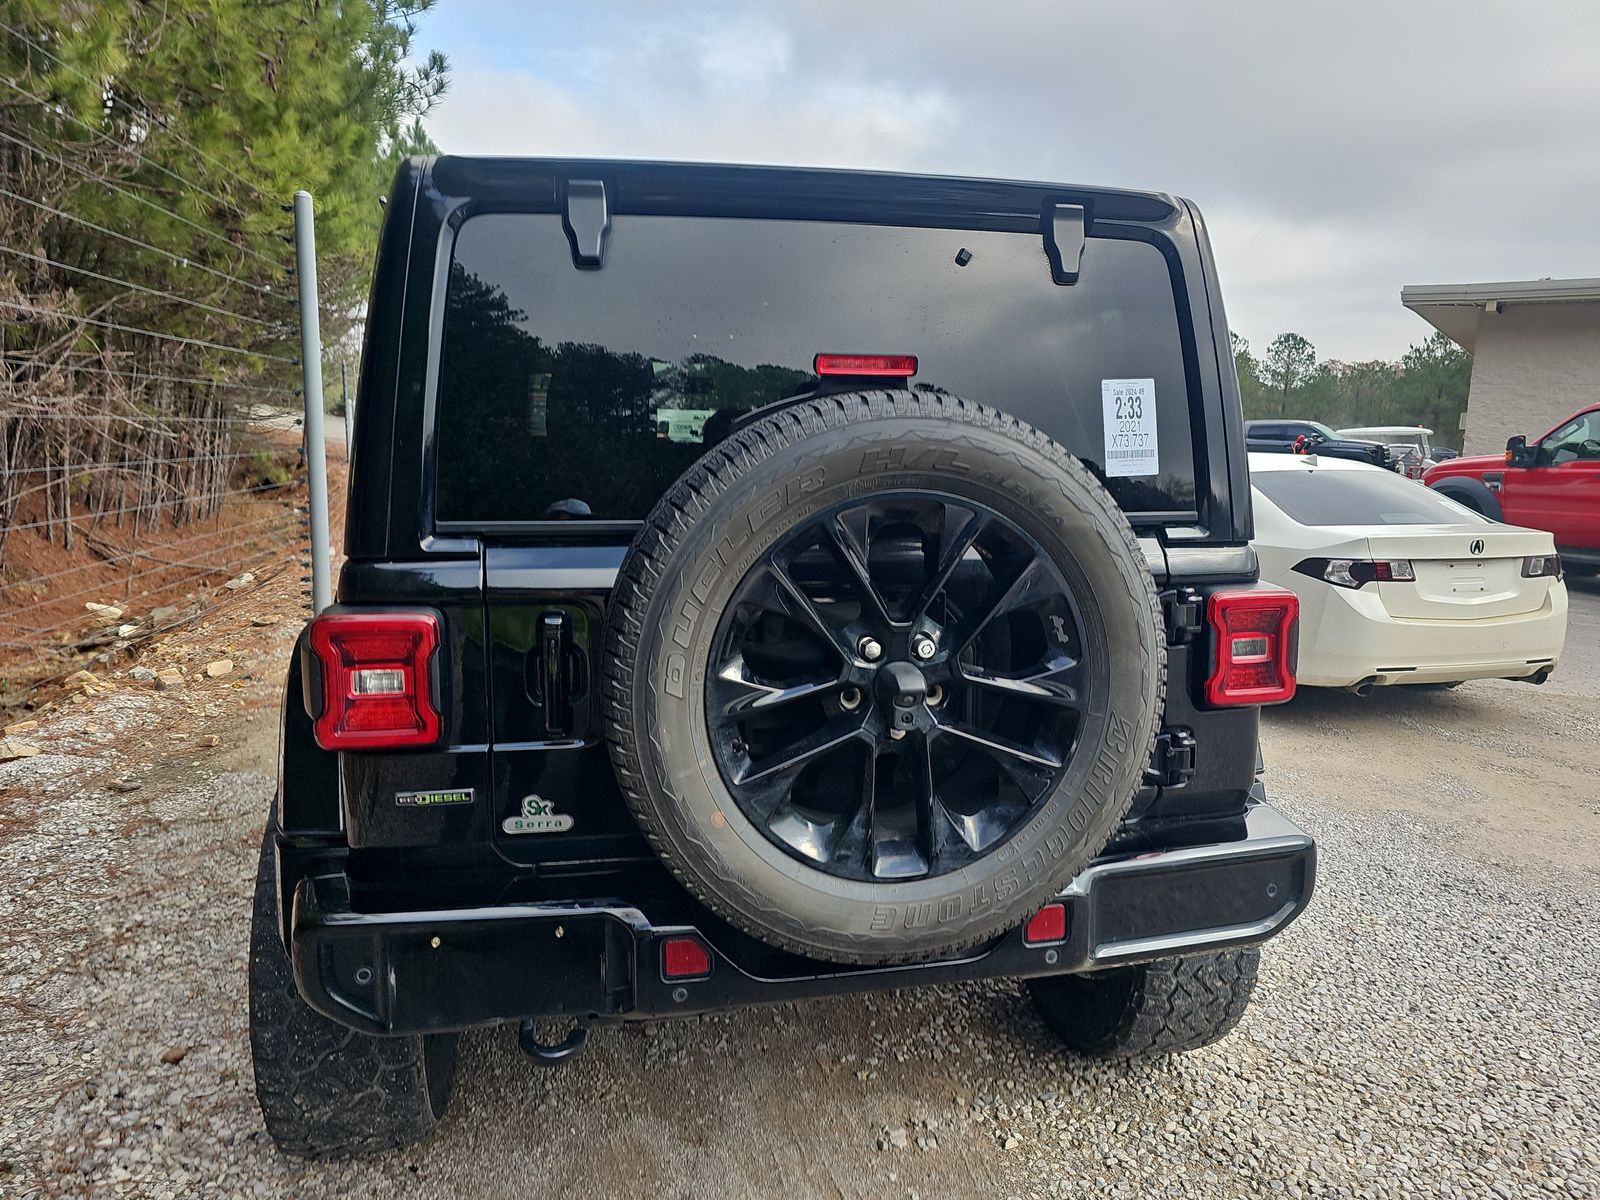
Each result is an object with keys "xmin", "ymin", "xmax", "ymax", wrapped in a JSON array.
[{"xmin": 518, "ymin": 1019, "xmax": 589, "ymax": 1065}]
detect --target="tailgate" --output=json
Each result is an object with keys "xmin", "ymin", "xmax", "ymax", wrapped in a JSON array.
[{"xmin": 482, "ymin": 543, "xmax": 647, "ymax": 866}]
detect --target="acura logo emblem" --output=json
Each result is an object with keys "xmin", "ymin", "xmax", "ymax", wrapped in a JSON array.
[{"xmin": 1469, "ymin": 538, "xmax": 1485, "ymax": 556}]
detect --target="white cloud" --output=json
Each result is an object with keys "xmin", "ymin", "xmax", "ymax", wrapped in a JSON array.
[{"xmin": 420, "ymin": 0, "xmax": 1600, "ymax": 360}]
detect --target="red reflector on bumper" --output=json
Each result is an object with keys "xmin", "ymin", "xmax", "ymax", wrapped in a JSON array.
[
  {"xmin": 661, "ymin": 937, "xmax": 712, "ymax": 980},
  {"xmin": 1023, "ymin": 903, "xmax": 1067, "ymax": 945}
]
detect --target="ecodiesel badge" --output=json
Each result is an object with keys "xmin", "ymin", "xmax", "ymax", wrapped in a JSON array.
[
  {"xmin": 395, "ymin": 788, "xmax": 474, "ymax": 808},
  {"xmin": 502, "ymin": 794, "xmax": 575, "ymax": 835}
]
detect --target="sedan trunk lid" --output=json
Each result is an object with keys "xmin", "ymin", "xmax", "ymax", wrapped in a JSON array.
[{"xmin": 1363, "ymin": 524, "xmax": 1557, "ymax": 620}]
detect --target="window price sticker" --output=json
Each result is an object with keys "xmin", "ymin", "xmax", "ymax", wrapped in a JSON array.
[{"xmin": 1101, "ymin": 378, "xmax": 1159, "ymax": 477}]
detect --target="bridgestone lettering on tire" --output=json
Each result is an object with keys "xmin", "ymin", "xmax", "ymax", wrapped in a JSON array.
[{"xmin": 603, "ymin": 391, "xmax": 1164, "ymax": 965}]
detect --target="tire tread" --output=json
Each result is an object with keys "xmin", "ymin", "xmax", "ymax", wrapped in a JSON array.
[
  {"xmin": 248, "ymin": 822, "xmax": 455, "ymax": 1158},
  {"xmin": 1027, "ymin": 948, "xmax": 1260, "ymax": 1059}
]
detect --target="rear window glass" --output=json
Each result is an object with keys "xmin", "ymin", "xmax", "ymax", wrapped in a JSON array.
[
  {"xmin": 1253, "ymin": 468, "xmax": 1486, "ymax": 526},
  {"xmin": 433, "ymin": 213, "xmax": 1197, "ymax": 524}
]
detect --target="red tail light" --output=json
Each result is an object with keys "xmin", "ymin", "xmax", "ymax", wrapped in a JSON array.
[
  {"xmin": 1292, "ymin": 557, "xmax": 1414, "ymax": 589},
  {"xmin": 308, "ymin": 612, "xmax": 442, "ymax": 750},
  {"xmin": 1205, "ymin": 587, "xmax": 1299, "ymax": 707},
  {"xmin": 660, "ymin": 936, "xmax": 712, "ymax": 980},
  {"xmin": 813, "ymin": 353, "xmax": 918, "ymax": 377}
]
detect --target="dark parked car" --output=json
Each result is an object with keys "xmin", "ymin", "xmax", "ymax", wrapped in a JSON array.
[
  {"xmin": 1246, "ymin": 419, "xmax": 1392, "ymax": 468},
  {"xmin": 252, "ymin": 157, "xmax": 1317, "ymax": 1155}
]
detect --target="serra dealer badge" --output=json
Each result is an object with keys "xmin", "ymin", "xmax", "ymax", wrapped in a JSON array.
[{"xmin": 1101, "ymin": 378, "xmax": 1159, "ymax": 477}]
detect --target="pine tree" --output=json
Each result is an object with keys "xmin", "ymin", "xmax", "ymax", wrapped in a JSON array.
[{"xmin": 0, "ymin": 3, "xmax": 448, "ymax": 543}]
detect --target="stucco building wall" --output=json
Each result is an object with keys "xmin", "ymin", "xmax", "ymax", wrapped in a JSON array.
[{"xmin": 1463, "ymin": 301, "xmax": 1600, "ymax": 454}]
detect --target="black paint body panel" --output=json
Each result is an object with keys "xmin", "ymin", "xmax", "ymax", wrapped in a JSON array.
[{"xmin": 280, "ymin": 157, "xmax": 1305, "ymax": 1033}]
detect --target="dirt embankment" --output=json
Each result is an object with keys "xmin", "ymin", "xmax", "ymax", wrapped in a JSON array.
[{"xmin": 0, "ymin": 433, "xmax": 331, "ymax": 699}]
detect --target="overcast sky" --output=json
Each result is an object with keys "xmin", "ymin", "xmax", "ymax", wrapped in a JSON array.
[{"xmin": 415, "ymin": 1, "xmax": 1600, "ymax": 362}]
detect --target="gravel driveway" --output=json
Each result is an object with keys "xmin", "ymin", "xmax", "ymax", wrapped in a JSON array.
[{"xmin": 3, "ymin": 582, "xmax": 1597, "ymax": 1199}]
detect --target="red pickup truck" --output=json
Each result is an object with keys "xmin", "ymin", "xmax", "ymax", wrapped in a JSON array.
[{"xmin": 1423, "ymin": 404, "xmax": 1600, "ymax": 572}]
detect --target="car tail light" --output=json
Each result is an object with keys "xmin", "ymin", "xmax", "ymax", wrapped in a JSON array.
[
  {"xmin": 1205, "ymin": 587, "xmax": 1299, "ymax": 706},
  {"xmin": 661, "ymin": 936, "xmax": 712, "ymax": 980},
  {"xmin": 1292, "ymin": 557, "xmax": 1414, "ymax": 589},
  {"xmin": 307, "ymin": 612, "xmax": 441, "ymax": 750},
  {"xmin": 1522, "ymin": 553, "xmax": 1563, "ymax": 579},
  {"xmin": 1023, "ymin": 903, "xmax": 1067, "ymax": 945},
  {"xmin": 813, "ymin": 353, "xmax": 918, "ymax": 377}
]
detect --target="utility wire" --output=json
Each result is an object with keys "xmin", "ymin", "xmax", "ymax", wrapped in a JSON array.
[
  {"xmin": 0, "ymin": 510, "xmax": 298, "ymax": 592},
  {"xmin": 0, "ymin": 356, "xmax": 296, "ymax": 396},
  {"xmin": 0, "ymin": 450, "xmax": 287, "ymax": 478},
  {"xmin": 0, "ymin": 447, "xmax": 294, "ymax": 504},
  {"xmin": 0, "ymin": 186, "xmax": 285, "ymax": 301},
  {"xmin": 13, "ymin": 442, "xmax": 284, "ymax": 483},
  {"xmin": 0, "ymin": 126, "xmax": 287, "ymax": 273},
  {"xmin": 0, "ymin": 244, "xmax": 273, "ymax": 328},
  {"xmin": 0, "ymin": 300, "xmax": 296, "ymax": 363},
  {"xmin": 0, "ymin": 533, "xmax": 299, "ymax": 643},
  {"xmin": 0, "ymin": 481, "xmax": 296, "ymax": 535},
  {"xmin": 0, "ymin": 407, "xmax": 290, "ymax": 424}
]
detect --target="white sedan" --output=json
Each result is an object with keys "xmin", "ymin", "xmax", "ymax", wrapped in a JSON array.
[{"xmin": 1249, "ymin": 452, "xmax": 1567, "ymax": 691}]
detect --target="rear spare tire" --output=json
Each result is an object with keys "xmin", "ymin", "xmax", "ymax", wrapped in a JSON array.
[{"xmin": 603, "ymin": 391, "xmax": 1163, "ymax": 964}]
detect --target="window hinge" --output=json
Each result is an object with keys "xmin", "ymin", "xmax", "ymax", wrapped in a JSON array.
[
  {"xmin": 562, "ymin": 179, "xmax": 610, "ymax": 269},
  {"xmin": 1043, "ymin": 202, "xmax": 1085, "ymax": 285},
  {"xmin": 1161, "ymin": 587, "xmax": 1203, "ymax": 645}
]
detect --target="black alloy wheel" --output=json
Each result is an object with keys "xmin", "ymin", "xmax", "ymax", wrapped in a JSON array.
[{"xmin": 704, "ymin": 492, "xmax": 1088, "ymax": 883}]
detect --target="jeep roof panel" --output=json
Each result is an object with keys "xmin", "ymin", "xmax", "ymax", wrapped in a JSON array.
[{"xmin": 426, "ymin": 155, "xmax": 1183, "ymax": 228}]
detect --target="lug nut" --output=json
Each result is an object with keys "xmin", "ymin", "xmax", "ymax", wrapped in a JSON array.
[
  {"xmin": 888, "ymin": 727, "xmax": 906, "ymax": 740},
  {"xmin": 912, "ymin": 634, "xmax": 937, "ymax": 660},
  {"xmin": 839, "ymin": 686, "xmax": 863, "ymax": 711},
  {"xmin": 858, "ymin": 636, "xmax": 883, "ymax": 662},
  {"xmin": 926, "ymin": 684, "xmax": 944, "ymax": 706}
]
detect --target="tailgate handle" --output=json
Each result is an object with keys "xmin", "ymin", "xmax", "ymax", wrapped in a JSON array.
[
  {"xmin": 563, "ymin": 179, "xmax": 610, "ymax": 269},
  {"xmin": 538, "ymin": 610, "xmax": 572, "ymax": 735},
  {"xmin": 1043, "ymin": 202, "xmax": 1085, "ymax": 285}
]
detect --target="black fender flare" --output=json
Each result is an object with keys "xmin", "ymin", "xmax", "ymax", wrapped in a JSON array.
[
  {"xmin": 1428, "ymin": 476, "xmax": 1504, "ymax": 522},
  {"xmin": 278, "ymin": 624, "xmax": 342, "ymax": 838}
]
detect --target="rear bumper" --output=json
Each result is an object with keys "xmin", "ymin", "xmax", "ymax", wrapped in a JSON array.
[
  {"xmin": 1296, "ymin": 582, "xmax": 1567, "ymax": 687},
  {"xmin": 287, "ymin": 799, "xmax": 1316, "ymax": 1036}
]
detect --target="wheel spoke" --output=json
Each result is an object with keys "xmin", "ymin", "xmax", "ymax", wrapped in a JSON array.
[
  {"xmin": 710, "ymin": 656, "xmax": 841, "ymax": 721},
  {"xmin": 820, "ymin": 514, "xmax": 895, "ymax": 630},
  {"xmin": 828, "ymin": 747, "xmax": 878, "ymax": 872},
  {"xmin": 944, "ymin": 803, "xmax": 1024, "ymax": 855},
  {"xmin": 869, "ymin": 798, "xmax": 928, "ymax": 880},
  {"xmin": 914, "ymin": 733, "xmax": 955, "ymax": 870},
  {"xmin": 930, "ymin": 719, "xmax": 1061, "ymax": 797},
  {"xmin": 766, "ymin": 809, "xmax": 836, "ymax": 864},
  {"xmin": 959, "ymin": 653, "xmax": 1083, "ymax": 709},
  {"xmin": 909, "ymin": 505, "xmax": 986, "ymax": 625},
  {"xmin": 736, "ymin": 715, "xmax": 870, "ymax": 788},
  {"xmin": 950, "ymin": 553, "xmax": 1050, "ymax": 654},
  {"xmin": 759, "ymin": 557, "xmax": 851, "ymax": 659}
]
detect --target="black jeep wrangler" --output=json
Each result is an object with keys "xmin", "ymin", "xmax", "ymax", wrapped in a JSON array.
[{"xmin": 251, "ymin": 157, "xmax": 1316, "ymax": 1156}]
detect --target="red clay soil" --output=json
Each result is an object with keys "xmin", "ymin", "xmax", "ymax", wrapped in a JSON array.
[{"xmin": 0, "ymin": 435, "xmax": 347, "ymax": 699}]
